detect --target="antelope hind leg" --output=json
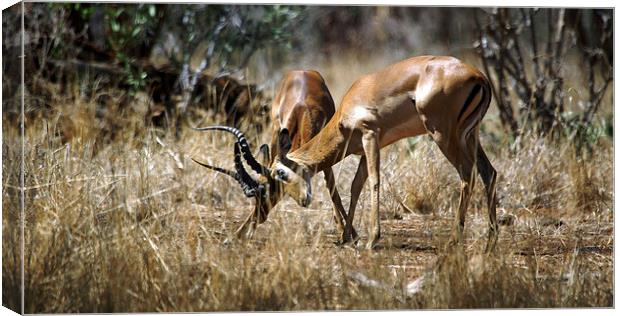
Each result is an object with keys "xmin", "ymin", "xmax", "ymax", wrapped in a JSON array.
[
  {"xmin": 476, "ymin": 144, "xmax": 498, "ymax": 253},
  {"xmin": 431, "ymin": 135, "xmax": 476, "ymax": 250}
]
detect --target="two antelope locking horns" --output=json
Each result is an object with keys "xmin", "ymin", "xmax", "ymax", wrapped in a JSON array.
[{"xmin": 193, "ymin": 56, "xmax": 498, "ymax": 251}]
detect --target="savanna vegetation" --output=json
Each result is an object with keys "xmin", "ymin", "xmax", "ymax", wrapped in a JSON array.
[{"xmin": 2, "ymin": 4, "xmax": 613, "ymax": 312}]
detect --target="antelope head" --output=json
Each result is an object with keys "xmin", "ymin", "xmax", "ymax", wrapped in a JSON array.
[
  {"xmin": 192, "ymin": 126, "xmax": 312, "ymax": 238},
  {"xmin": 267, "ymin": 127, "xmax": 313, "ymax": 207}
]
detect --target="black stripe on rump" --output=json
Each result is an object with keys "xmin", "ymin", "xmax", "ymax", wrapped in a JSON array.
[
  {"xmin": 457, "ymin": 84, "xmax": 482, "ymax": 122},
  {"xmin": 462, "ymin": 85, "xmax": 489, "ymax": 138}
]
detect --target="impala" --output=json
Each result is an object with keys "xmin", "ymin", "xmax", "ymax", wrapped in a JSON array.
[
  {"xmin": 198, "ymin": 55, "xmax": 498, "ymax": 251},
  {"xmin": 193, "ymin": 70, "xmax": 357, "ymax": 242}
]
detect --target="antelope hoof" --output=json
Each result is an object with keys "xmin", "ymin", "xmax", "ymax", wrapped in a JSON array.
[
  {"xmin": 365, "ymin": 241, "xmax": 378, "ymax": 250},
  {"xmin": 337, "ymin": 226, "xmax": 359, "ymax": 245},
  {"xmin": 335, "ymin": 235, "xmax": 347, "ymax": 246},
  {"xmin": 350, "ymin": 228, "xmax": 359, "ymax": 241},
  {"xmin": 335, "ymin": 234, "xmax": 355, "ymax": 246},
  {"xmin": 340, "ymin": 232, "xmax": 360, "ymax": 247},
  {"xmin": 333, "ymin": 225, "xmax": 360, "ymax": 247},
  {"xmin": 235, "ymin": 226, "xmax": 255, "ymax": 241},
  {"xmin": 365, "ymin": 235, "xmax": 380, "ymax": 250}
]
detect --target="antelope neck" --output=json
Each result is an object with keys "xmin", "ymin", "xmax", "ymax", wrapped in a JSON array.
[{"xmin": 285, "ymin": 119, "xmax": 348, "ymax": 174}]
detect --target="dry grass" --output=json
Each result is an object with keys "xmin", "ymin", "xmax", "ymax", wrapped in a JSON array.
[{"xmin": 2, "ymin": 53, "xmax": 614, "ymax": 312}]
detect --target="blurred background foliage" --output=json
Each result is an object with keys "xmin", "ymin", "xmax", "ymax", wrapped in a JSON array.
[{"xmin": 1, "ymin": 3, "xmax": 613, "ymax": 151}]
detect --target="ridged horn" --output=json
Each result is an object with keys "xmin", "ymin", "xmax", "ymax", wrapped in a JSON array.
[
  {"xmin": 191, "ymin": 144, "xmax": 263, "ymax": 198},
  {"xmin": 192, "ymin": 126, "xmax": 271, "ymax": 176}
]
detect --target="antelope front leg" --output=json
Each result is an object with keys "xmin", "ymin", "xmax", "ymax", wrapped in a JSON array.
[
  {"xmin": 362, "ymin": 129, "xmax": 381, "ymax": 249},
  {"xmin": 234, "ymin": 211, "xmax": 257, "ymax": 240},
  {"xmin": 323, "ymin": 168, "xmax": 358, "ymax": 243}
]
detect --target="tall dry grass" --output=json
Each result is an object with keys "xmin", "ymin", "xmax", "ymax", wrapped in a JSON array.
[{"xmin": 2, "ymin": 53, "xmax": 613, "ymax": 312}]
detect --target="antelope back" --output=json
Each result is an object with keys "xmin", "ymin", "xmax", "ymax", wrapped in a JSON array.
[{"xmin": 269, "ymin": 70, "xmax": 336, "ymax": 162}]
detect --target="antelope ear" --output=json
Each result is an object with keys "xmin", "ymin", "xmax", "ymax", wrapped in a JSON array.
[
  {"xmin": 278, "ymin": 129, "xmax": 292, "ymax": 156},
  {"xmin": 258, "ymin": 144, "xmax": 270, "ymax": 165}
]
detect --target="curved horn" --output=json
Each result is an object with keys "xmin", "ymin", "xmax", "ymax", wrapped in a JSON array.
[
  {"xmin": 191, "ymin": 158, "xmax": 238, "ymax": 179},
  {"xmin": 191, "ymin": 144, "xmax": 264, "ymax": 198},
  {"xmin": 192, "ymin": 126, "xmax": 271, "ymax": 176},
  {"xmin": 232, "ymin": 144, "xmax": 263, "ymax": 195}
]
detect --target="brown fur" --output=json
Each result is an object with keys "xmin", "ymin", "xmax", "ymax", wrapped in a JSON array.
[
  {"xmin": 235, "ymin": 70, "xmax": 356, "ymax": 242},
  {"xmin": 279, "ymin": 56, "xmax": 497, "ymax": 250}
]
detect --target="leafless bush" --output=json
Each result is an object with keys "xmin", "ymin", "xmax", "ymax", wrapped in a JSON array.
[{"xmin": 474, "ymin": 8, "xmax": 612, "ymax": 145}]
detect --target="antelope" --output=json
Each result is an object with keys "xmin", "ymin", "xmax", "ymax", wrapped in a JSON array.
[
  {"xmin": 197, "ymin": 55, "xmax": 499, "ymax": 251},
  {"xmin": 193, "ymin": 70, "xmax": 357, "ymax": 243}
]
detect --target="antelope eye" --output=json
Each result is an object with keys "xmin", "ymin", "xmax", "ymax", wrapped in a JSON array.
[{"xmin": 275, "ymin": 169, "xmax": 288, "ymax": 182}]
